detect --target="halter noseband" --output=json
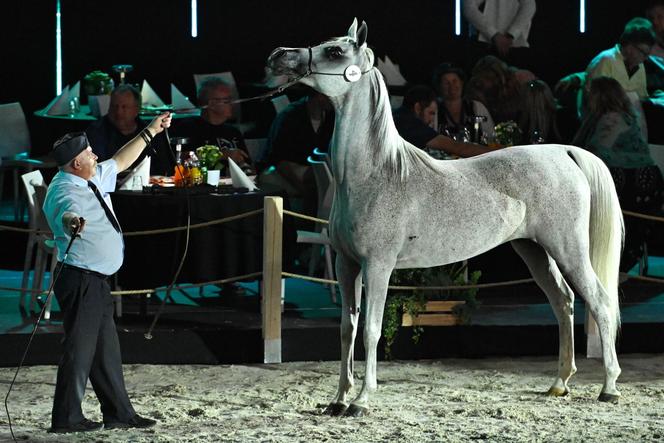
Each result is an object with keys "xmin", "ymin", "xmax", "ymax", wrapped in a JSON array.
[{"xmin": 303, "ymin": 46, "xmax": 374, "ymax": 83}]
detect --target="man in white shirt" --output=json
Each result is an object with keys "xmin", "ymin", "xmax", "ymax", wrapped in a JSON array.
[{"xmin": 586, "ymin": 18, "xmax": 657, "ymax": 100}]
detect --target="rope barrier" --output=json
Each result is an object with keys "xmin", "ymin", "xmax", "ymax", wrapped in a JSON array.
[
  {"xmin": 122, "ymin": 209, "xmax": 263, "ymax": 237},
  {"xmin": 0, "ymin": 209, "xmax": 263, "ymax": 237},
  {"xmin": 281, "ymin": 271, "xmax": 537, "ymax": 290},
  {"xmin": 1, "ymin": 272, "xmax": 265, "ymax": 297},
  {"xmin": 2, "ymin": 207, "xmax": 661, "ymax": 237},
  {"xmin": 3, "ymin": 270, "xmax": 663, "ymax": 303},
  {"xmin": 621, "ymin": 210, "xmax": 664, "ymax": 223},
  {"xmin": 282, "ymin": 210, "xmax": 329, "ymax": 224}
]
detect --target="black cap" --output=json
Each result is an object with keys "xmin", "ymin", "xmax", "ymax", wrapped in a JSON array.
[{"xmin": 53, "ymin": 132, "xmax": 89, "ymax": 166}]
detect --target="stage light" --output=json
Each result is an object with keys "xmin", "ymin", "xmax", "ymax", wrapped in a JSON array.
[
  {"xmin": 56, "ymin": 0, "xmax": 62, "ymax": 94},
  {"xmin": 191, "ymin": 0, "xmax": 198, "ymax": 38},
  {"xmin": 455, "ymin": 0, "xmax": 461, "ymax": 36},
  {"xmin": 579, "ymin": 0, "xmax": 586, "ymax": 33}
]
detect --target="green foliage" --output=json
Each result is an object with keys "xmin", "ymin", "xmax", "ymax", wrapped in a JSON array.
[
  {"xmin": 382, "ymin": 262, "xmax": 481, "ymax": 359},
  {"xmin": 196, "ymin": 145, "xmax": 225, "ymax": 170},
  {"xmin": 83, "ymin": 71, "xmax": 114, "ymax": 95}
]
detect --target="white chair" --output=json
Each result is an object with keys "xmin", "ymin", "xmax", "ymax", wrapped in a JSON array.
[
  {"xmin": 20, "ymin": 170, "xmax": 57, "ymax": 319},
  {"xmin": 271, "ymin": 95, "xmax": 290, "ymax": 114},
  {"xmin": 296, "ymin": 156, "xmax": 336, "ymax": 302},
  {"xmin": 0, "ymin": 102, "xmax": 56, "ymax": 221}
]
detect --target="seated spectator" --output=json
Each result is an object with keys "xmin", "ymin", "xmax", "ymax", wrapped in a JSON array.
[
  {"xmin": 86, "ymin": 85, "xmax": 170, "ymax": 176},
  {"xmin": 572, "ymin": 76, "xmax": 663, "ymax": 269},
  {"xmin": 432, "ymin": 63, "xmax": 495, "ymax": 143},
  {"xmin": 519, "ymin": 79, "xmax": 562, "ymax": 144},
  {"xmin": 586, "ymin": 18, "xmax": 657, "ymax": 100},
  {"xmin": 86, "ymin": 85, "xmax": 143, "ymax": 161},
  {"xmin": 172, "ymin": 77, "xmax": 250, "ymax": 168},
  {"xmin": 465, "ymin": 55, "xmax": 533, "ymax": 125},
  {"xmin": 261, "ymin": 88, "xmax": 334, "ymax": 198},
  {"xmin": 393, "ymin": 85, "xmax": 498, "ymax": 158}
]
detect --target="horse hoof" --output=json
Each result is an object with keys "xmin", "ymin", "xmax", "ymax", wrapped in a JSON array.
[
  {"xmin": 598, "ymin": 393, "xmax": 620, "ymax": 404},
  {"xmin": 546, "ymin": 387, "xmax": 569, "ymax": 397},
  {"xmin": 323, "ymin": 402, "xmax": 347, "ymax": 416},
  {"xmin": 343, "ymin": 403, "xmax": 368, "ymax": 417}
]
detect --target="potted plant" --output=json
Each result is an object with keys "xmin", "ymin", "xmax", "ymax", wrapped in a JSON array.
[
  {"xmin": 196, "ymin": 145, "xmax": 225, "ymax": 185},
  {"xmin": 84, "ymin": 70, "xmax": 114, "ymax": 117},
  {"xmin": 382, "ymin": 262, "xmax": 481, "ymax": 359}
]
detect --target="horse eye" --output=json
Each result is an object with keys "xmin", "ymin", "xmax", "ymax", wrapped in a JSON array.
[{"xmin": 326, "ymin": 46, "xmax": 344, "ymax": 59}]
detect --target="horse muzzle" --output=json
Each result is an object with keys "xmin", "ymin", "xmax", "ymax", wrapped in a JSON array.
[{"xmin": 267, "ymin": 47, "xmax": 305, "ymax": 75}]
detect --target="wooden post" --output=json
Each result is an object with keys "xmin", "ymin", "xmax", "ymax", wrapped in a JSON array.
[
  {"xmin": 585, "ymin": 309, "xmax": 601, "ymax": 358},
  {"xmin": 262, "ymin": 196, "xmax": 283, "ymax": 363}
]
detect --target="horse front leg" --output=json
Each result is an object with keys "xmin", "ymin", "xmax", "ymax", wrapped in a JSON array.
[
  {"xmin": 324, "ymin": 253, "xmax": 362, "ymax": 416},
  {"xmin": 345, "ymin": 260, "xmax": 393, "ymax": 417}
]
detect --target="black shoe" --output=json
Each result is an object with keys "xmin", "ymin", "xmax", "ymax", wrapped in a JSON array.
[
  {"xmin": 48, "ymin": 418, "xmax": 104, "ymax": 434},
  {"xmin": 105, "ymin": 414, "xmax": 157, "ymax": 430}
]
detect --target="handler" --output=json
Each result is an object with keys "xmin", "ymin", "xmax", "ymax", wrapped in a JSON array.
[{"xmin": 43, "ymin": 112, "xmax": 172, "ymax": 434}]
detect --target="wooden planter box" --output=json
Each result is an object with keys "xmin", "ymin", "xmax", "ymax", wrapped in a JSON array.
[{"xmin": 402, "ymin": 300, "xmax": 466, "ymax": 326}]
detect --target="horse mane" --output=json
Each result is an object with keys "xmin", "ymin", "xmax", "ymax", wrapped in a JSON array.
[{"xmin": 365, "ymin": 67, "xmax": 439, "ymax": 181}]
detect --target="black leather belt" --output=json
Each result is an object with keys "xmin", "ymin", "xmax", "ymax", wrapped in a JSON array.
[{"xmin": 57, "ymin": 263, "xmax": 109, "ymax": 280}]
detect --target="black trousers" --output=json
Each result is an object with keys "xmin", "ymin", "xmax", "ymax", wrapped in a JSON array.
[{"xmin": 51, "ymin": 266, "xmax": 135, "ymax": 427}]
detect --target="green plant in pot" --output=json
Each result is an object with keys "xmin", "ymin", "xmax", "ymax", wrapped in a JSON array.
[
  {"xmin": 83, "ymin": 70, "xmax": 114, "ymax": 96},
  {"xmin": 196, "ymin": 145, "xmax": 225, "ymax": 171},
  {"xmin": 382, "ymin": 262, "xmax": 481, "ymax": 359}
]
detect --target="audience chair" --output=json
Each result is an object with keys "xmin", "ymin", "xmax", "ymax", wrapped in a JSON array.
[
  {"xmin": 296, "ymin": 155, "xmax": 336, "ymax": 302},
  {"xmin": 0, "ymin": 102, "xmax": 56, "ymax": 221},
  {"xmin": 20, "ymin": 170, "xmax": 57, "ymax": 319}
]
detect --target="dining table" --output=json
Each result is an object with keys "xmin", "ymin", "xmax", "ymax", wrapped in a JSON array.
[{"xmin": 111, "ymin": 187, "xmax": 297, "ymax": 291}]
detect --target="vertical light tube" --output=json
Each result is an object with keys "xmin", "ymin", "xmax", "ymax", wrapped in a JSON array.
[
  {"xmin": 455, "ymin": 0, "xmax": 461, "ymax": 36},
  {"xmin": 579, "ymin": 0, "xmax": 586, "ymax": 33},
  {"xmin": 56, "ymin": 0, "xmax": 62, "ymax": 94},
  {"xmin": 191, "ymin": 0, "xmax": 198, "ymax": 38}
]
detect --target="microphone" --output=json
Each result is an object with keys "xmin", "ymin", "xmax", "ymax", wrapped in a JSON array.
[{"xmin": 70, "ymin": 217, "xmax": 85, "ymax": 237}]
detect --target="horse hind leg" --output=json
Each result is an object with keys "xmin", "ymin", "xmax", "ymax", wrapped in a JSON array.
[
  {"xmin": 511, "ymin": 239, "xmax": 577, "ymax": 397},
  {"xmin": 559, "ymin": 260, "xmax": 621, "ymax": 402},
  {"xmin": 324, "ymin": 253, "xmax": 362, "ymax": 416}
]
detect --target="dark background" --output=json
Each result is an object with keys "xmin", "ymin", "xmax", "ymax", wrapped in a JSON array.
[{"xmin": 0, "ymin": 1, "xmax": 654, "ymax": 144}]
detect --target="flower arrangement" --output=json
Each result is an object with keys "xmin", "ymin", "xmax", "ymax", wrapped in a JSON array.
[
  {"xmin": 195, "ymin": 145, "xmax": 224, "ymax": 170},
  {"xmin": 494, "ymin": 120, "xmax": 522, "ymax": 146}
]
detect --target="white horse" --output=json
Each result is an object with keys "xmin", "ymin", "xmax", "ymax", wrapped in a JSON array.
[{"xmin": 268, "ymin": 19, "xmax": 624, "ymax": 416}]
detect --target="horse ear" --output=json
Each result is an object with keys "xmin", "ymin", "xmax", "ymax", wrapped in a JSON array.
[
  {"xmin": 357, "ymin": 20, "xmax": 368, "ymax": 47},
  {"xmin": 347, "ymin": 17, "xmax": 358, "ymax": 41}
]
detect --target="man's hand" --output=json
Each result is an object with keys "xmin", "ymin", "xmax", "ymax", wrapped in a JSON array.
[
  {"xmin": 62, "ymin": 212, "xmax": 85, "ymax": 235},
  {"xmin": 146, "ymin": 112, "xmax": 172, "ymax": 137},
  {"xmin": 491, "ymin": 32, "xmax": 514, "ymax": 57}
]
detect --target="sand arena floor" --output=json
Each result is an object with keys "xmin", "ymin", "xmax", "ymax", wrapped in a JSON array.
[{"xmin": 1, "ymin": 354, "xmax": 663, "ymax": 442}]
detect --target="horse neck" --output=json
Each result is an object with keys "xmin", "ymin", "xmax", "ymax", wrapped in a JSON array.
[{"xmin": 328, "ymin": 69, "xmax": 404, "ymax": 184}]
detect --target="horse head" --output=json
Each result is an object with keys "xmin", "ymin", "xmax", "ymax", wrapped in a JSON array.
[{"xmin": 267, "ymin": 18, "xmax": 374, "ymax": 97}]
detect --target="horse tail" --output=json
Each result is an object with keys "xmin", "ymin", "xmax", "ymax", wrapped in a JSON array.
[{"xmin": 568, "ymin": 147, "xmax": 624, "ymax": 330}]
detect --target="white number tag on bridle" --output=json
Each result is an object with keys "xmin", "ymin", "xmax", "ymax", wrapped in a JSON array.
[{"xmin": 344, "ymin": 65, "xmax": 362, "ymax": 82}]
